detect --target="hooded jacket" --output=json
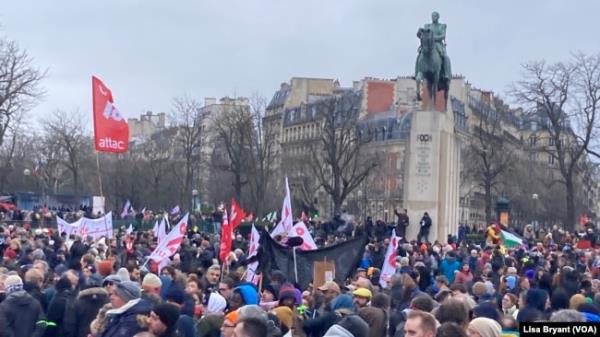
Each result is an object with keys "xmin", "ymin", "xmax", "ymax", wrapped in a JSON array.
[
  {"xmin": 0, "ymin": 289, "xmax": 47, "ymax": 337},
  {"xmin": 44, "ymin": 283, "xmax": 75, "ymax": 337},
  {"xmin": 235, "ymin": 284, "xmax": 259, "ymax": 306},
  {"xmin": 303, "ymin": 295, "xmax": 354, "ymax": 337},
  {"xmin": 63, "ymin": 287, "xmax": 109, "ymax": 337},
  {"xmin": 99, "ymin": 299, "xmax": 151, "ymax": 337},
  {"xmin": 323, "ymin": 324, "xmax": 353, "ymax": 337},
  {"xmin": 439, "ymin": 255, "xmax": 460, "ymax": 284}
]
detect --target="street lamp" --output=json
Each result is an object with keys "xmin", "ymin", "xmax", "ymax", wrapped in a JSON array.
[
  {"xmin": 532, "ymin": 193, "xmax": 539, "ymax": 231},
  {"xmin": 23, "ymin": 168, "xmax": 31, "ymax": 192},
  {"xmin": 192, "ymin": 189, "xmax": 199, "ymax": 212}
]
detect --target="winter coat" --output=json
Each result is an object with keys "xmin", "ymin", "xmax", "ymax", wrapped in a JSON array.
[
  {"xmin": 44, "ymin": 288, "xmax": 75, "ymax": 337},
  {"xmin": 358, "ymin": 306, "xmax": 387, "ymax": 337},
  {"xmin": 99, "ymin": 299, "xmax": 151, "ymax": 337},
  {"xmin": 63, "ymin": 287, "xmax": 109, "ymax": 337},
  {"xmin": 454, "ymin": 270, "xmax": 474, "ymax": 285},
  {"xmin": 68, "ymin": 241, "xmax": 87, "ymax": 270},
  {"xmin": 24, "ymin": 282, "xmax": 49, "ymax": 312},
  {"xmin": 196, "ymin": 314, "xmax": 224, "ymax": 337},
  {"xmin": 303, "ymin": 309, "xmax": 350, "ymax": 337},
  {"xmin": 176, "ymin": 314, "xmax": 196, "ymax": 337},
  {"xmin": 323, "ymin": 324, "xmax": 353, "ymax": 337},
  {"xmin": 0, "ymin": 290, "xmax": 46, "ymax": 337},
  {"xmin": 439, "ymin": 257, "xmax": 460, "ymax": 284}
]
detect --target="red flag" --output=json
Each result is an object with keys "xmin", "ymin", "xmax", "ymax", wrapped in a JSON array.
[
  {"xmin": 230, "ymin": 198, "xmax": 246, "ymax": 230},
  {"xmin": 219, "ymin": 209, "xmax": 232, "ymax": 262},
  {"xmin": 92, "ymin": 76, "xmax": 129, "ymax": 153}
]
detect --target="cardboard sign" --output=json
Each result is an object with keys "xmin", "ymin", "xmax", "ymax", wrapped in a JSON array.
[{"xmin": 313, "ymin": 260, "xmax": 335, "ymax": 289}]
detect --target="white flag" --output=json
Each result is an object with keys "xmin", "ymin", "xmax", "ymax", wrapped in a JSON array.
[
  {"xmin": 245, "ymin": 224, "xmax": 261, "ymax": 283},
  {"xmin": 157, "ymin": 217, "xmax": 167, "ymax": 244},
  {"xmin": 152, "ymin": 220, "xmax": 160, "ymax": 237},
  {"xmin": 148, "ymin": 213, "xmax": 188, "ymax": 262},
  {"xmin": 379, "ymin": 229, "xmax": 398, "ymax": 288},
  {"xmin": 288, "ymin": 221, "xmax": 317, "ymax": 250},
  {"xmin": 271, "ymin": 177, "xmax": 293, "ymax": 238},
  {"xmin": 126, "ymin": 224, "xmax": 133, "ymax": 235},
  {"xmin": 121, "ymin": 200, "xmax": 131, "ymax": 218}
]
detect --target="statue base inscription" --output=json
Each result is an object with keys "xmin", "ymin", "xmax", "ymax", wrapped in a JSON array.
[{"xmin": 403, "ymin": 109, "xmax": 460, "ymax": 242}]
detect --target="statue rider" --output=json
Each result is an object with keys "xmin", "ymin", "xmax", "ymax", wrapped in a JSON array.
[{"xmin": 415, "ymin": 11, "xmax": 452, "ymax": 83}]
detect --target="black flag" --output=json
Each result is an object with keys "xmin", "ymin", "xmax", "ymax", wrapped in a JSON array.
[{"xmin": 258, "ymin": 231, "xmax": 368, "ymax": 289}]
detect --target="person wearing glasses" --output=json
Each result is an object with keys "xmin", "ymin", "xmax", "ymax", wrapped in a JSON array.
[{"xmin": 221, "ymin": 310, "xmax": 239, "ymax": 337}]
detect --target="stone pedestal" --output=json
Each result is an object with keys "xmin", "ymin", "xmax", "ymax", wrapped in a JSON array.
[{"xmin": 403, "ymin": 109, "xmax": 460, "ymax": 242}]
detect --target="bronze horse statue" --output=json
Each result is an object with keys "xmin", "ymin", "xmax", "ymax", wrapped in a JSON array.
[{"xmin": 416, "ymin": 28, "xmax": 450, "ymax": 111}]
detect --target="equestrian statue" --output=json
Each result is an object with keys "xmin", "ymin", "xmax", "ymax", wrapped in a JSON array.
[{"xmin": 415, "ymin": 11, "xmax": 452, "ymax": 111}]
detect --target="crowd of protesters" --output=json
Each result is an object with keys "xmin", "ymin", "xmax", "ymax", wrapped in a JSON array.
[{"xmin": 0, "ymin": 206, "xmax": 599, "ymax": 337}]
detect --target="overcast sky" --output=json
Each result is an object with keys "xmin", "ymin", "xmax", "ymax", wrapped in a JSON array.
[{"xmin": 2, "ymin": 0, "xmax": 599, "ymax": 124}]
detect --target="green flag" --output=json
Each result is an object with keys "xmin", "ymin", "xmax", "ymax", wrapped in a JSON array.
[{"xmin": 501, "ymin": 230, "xmax": 523, "ymax": 248}]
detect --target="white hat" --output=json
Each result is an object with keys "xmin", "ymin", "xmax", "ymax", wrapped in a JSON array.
[
  {"xmin": 4, "ymin": 275, "xmax": 23, "ymax": 294},
  {"xmin": 117, "ymin": 268, "xmax": 130, "ymax": 282}
]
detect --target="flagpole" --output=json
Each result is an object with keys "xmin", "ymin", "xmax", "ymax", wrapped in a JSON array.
[
  {"xmin": 94, "ymin": 150, "xmax": 112, "ymax": 242},
  {"xmin": 95, "ymin": 151, "xmax": 104, "ymax": 197}
]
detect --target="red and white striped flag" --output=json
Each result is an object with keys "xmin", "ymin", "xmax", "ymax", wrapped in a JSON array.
[
  {"xmin": 271, "ymin": 177, "xmax": 293, "ymax": 238},
  {"xmin": 379, "ymin": 229, "xmax": 398, "ymax": 288},
  {"xmin": 148, "ymin": 213, "xmax": 188, "ymax": 262},
  {"xmin": 245, "ymin": 224, "xmax": 261, "ymax": 284}
]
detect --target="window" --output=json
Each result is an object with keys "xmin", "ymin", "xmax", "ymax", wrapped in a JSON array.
[
  {"xmin": 531, "ymin": 121, "xmax": 538, "ymax": 131},
  {"xmin": 548, "ymin": 154, "xmax": 555, "ymax": 165},
  {"xmin": 529, "ymin": 152, "xmax": 538, "ymax": 161},
  {"xmin": 549, "ymin": 137, "xmax": 555, "ymax": 146},
  {"xmin": 529, "ymin": 136, "xmax": 537, "ymax": 147}
]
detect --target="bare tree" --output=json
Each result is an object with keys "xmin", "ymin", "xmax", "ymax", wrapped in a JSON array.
[
  {"xmin": 44, "ymin": 110, "xmax": 88, "ymax": 199},
  {"xmin": 170, "ymin": 96, "xmax": 206, "ymax": 206},
  {"xmin": 0, "ymin": 112, "xmax": 24, "ymax": 191},
  {"xmin": 246, "ymin": 94, "xmax": 277, "ymax": 216},
  {"xmin": 35, "ymin": 130, "xmax": 70, "ymax": 194},
  {"xmin": 211, "ymin": 98, "xmax": 253, "ymax": 202},
  {"xmin": 511, "ymin": 53, "xmax": 600, "ymax": 230},
  {"xmin": 463, "ymin": 97, "xmax": 515, "ymax": 223},
  {"xmin": 307, "ymin": 92, "xmax": 377, "ymax": 216},
  {"xmin": 140, "ymin": 133, "xmax": 173, "ymax": 208},
  {"xmin": 0, "ymin": 38, "xmax": 45, "ymax": 147}
]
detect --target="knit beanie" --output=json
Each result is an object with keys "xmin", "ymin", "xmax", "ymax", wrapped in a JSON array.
[
  {"xmin": 117, "ymin": 267, "xmax": 130, "ymax": 282},
  {"xmin": 570, "ymin": 294, "xmax": 586, "ymax": 310},
  {"xmin": 142, "ymin": 273, "xmax": 162, "ymax": 289},
  {"xmin": 272, "ymin": 306, "xmax": 293, "ymax": 330},
  {"xmin": 153, "ymin": 303, "xmax": 181, "ymax": 332},
  {"xmin": 97, "ymin": 260, "xmax": 113, "ymax": 276},
  {"xmin": 165, "ymin": 286, "xmax": 186, "ymax": 305},
  {"xmin": 4, "ymin": 275, "xmax": 23, "ymax": 294},
  {"xmin": 468, "ymin": 317, "xmax": 501, "ymax": 337},
  {"xmin": 114, "ymin": 281, "xmax": 141, "ymax": 302},
  {"xmin": 472, "ymin": 302, "xmax": 501, "ymax": 321}
]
